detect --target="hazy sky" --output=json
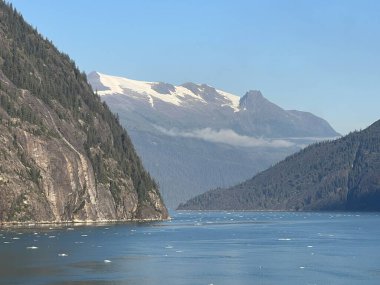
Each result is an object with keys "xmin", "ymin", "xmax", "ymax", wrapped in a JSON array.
[{"xmin": 8, "ymin": 0, "xmax": 380, "ymax": 135}]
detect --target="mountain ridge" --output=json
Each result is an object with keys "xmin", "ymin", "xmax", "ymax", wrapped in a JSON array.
[
  {"xmin": 88, "ymin": 71, "xmax": 340, "ymax": 208},
  {"xmin": 178, "ymin": 120, "xmax": 380, "ymax": 211},
  {"xmin": 89, "ymin": 71, "xmax": 339, "ymax": 138}
]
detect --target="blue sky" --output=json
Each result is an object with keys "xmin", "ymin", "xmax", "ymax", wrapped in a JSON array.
[{"xmin": 8, "ymin": 0, "xmax": 380, "ymax": 135}]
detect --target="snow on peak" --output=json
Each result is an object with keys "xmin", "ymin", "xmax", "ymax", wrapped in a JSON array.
[
  {"xmin": 93, "ymin": 72, "xmax": 154, "ymax": 95},
  {"xmin": 90, "ymin": 71, "xmax": 241, "ymax": 111},
  {"xmin": 93, "ymin": 72, "xmax": 182, "ymax": 106},
  {"xmin": 217, "ymin": 89, "xmax": 240, "ymax": 112}
]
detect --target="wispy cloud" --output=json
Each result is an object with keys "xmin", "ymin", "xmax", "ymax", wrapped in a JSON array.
[{"xmin": 155, "ymin": 126, "xmax": 295, "ymax": 148}]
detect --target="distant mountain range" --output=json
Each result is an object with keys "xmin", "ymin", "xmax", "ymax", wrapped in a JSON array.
[
  {"xmin": 88, "ymin": 71, "xmax": 339, "ymax": 208},
  {"xmin": 178, "ymin": 120, "xmax": 380, "ymax": 211}
]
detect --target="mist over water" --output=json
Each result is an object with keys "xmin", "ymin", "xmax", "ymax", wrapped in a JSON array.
[{"xmin": 1, "ymin": 212, "xmax": 379, "ymax": 285}]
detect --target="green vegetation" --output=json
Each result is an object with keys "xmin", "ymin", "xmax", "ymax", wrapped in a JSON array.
[
  {"xmin": 12, "ymin": 134, "xmax": 42, "ymax": 185},
  {"xmin": 179, "ymin": 121, "xmax": 380, "ymax": 211},
  {"xmin": 0, "ymin": 0, "xmax": 165, "ymax": 218}
]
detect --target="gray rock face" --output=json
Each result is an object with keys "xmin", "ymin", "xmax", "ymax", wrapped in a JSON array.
[
  {"xmin": 151, "ymin": 82, "xmax": 175, "ymax": 94},
  {"xmin": 181, "ymin": 82, "xmax": 201, "ymax": 95},
  {"xmin": 88, "ymin": 72, "xmax": 339, "ymax": 208},
  {"xmin": 0, "ymin": 2, "xmax": 168, "ymax": 224},
  {"xmin": 0, "ymin": 76, "xmax": 167, "ymax": 223},
  {"xmin": 239, "ymin": 90, "xmax": 265, "ymax": 108}
]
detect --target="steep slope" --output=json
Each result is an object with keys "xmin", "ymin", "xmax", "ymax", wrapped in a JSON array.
[
  {"xmin": 0, "ymin": 2, "xmax": 168, "ymax": 223},
  {"xmin": 237, "ymin": 91, "xmax": 338, "ymax": 138},
  {"xmin": 88, "ymin": 71, "xmax": 339, "ymax": 208},
  {"xmin": 178, "ymin": 120, "xmax": 380, "ymax": 211}
]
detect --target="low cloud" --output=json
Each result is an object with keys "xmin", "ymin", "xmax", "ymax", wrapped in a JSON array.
[{"xmin": 155, "ymin": 126, "xmax": 295, "ymax": 148}]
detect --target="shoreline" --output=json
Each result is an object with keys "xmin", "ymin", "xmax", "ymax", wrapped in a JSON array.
[
  {"xmin": 175, "ymin": 209, "xmax": 379, "ymax": 213},
  {"xmin": 0, "ymin": 216, "xmax": 171, "ymax": 228}
]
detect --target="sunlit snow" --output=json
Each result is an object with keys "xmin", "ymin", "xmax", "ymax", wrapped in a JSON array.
[{"xmin": 94, "ymin": 72, "xmax": 241, "ymax": 111}]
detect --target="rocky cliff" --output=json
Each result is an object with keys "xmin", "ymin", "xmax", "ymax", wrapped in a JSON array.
[{"xmin": 0, "ymin": 1, "xmax": 168, "ymax": 223}]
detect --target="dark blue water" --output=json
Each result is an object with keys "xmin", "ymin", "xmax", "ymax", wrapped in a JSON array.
[{"xmin": 0, "ymin": 212, "xmax": 379, "ymax": 285}]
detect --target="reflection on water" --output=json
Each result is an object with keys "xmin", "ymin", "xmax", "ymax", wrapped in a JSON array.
[{"xmin": 0, "ymin": 212, "xmax": 380, "ymax": 285}]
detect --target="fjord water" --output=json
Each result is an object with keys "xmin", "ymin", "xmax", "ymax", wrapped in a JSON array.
[{"xmin": 1, "ymin": 212, "xmax": 379, "ymax": 285}]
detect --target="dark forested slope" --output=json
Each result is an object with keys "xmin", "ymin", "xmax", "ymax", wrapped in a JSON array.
[
  {"xmin": 178, "ymin": 120, "xmax": 380, "ymax": 211},
  {"xmin": 0, "ymin": 1, "xmax": 168, "ymax": 223}
]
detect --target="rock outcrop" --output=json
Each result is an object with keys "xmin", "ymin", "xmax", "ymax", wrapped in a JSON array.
[{"xmin": 0, "ymin": 1, "xmax": 168, "ymax": 223}]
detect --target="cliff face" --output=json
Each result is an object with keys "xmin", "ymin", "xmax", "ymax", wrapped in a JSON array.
[
  {"xmin": 0, "ymin": 2, "xmax": 168, "ymax": 223},
  {"xmin": 178, "ymin": 120, "xmax": 380, "ymax": 211}
]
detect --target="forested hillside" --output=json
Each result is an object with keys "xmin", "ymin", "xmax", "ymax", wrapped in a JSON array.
[
  {"xmin": 0, "ymin": 1, "xmax": 168, "ymax": 223},
  {"xmin": 179, "ymin": 120, "xmax": 380, "ymax": 211}
]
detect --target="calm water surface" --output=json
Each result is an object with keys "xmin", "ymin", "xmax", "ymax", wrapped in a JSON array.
[{"xmin": 0, "ymin": 212, "xmax": 379, "ymax": 285}]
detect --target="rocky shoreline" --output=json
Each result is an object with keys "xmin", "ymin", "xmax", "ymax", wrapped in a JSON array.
[{"xmin": 0, "ymin": 216, "xmax": 171, "ymax": 228}]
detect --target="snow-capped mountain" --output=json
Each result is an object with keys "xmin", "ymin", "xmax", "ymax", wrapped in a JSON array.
[
  {"xmin": 88, "ymin": 71, "xmax": 340, "ymax": 208},
  {"xmin": 89, "ymin": 71, "xmax": 240, "ymax": 110}
]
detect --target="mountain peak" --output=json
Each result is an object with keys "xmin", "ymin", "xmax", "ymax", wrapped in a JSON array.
[
  {"xmin": 246, "ymin": 90, "xmax": 264, "ymax": 98},
  {"xmin": 88, "ymin": 72, "xmax": 338, "ymax": 137},
  {"xmin": 181, "ymin": 82, "xmax": 201, "ymax": 94},
  {"xmin": 151, "ymin": 82, "xmax": 175, "ymax": 95},
  {"xmin": 89, "ymin": 73, "xmax": 241, "ymax": 110},
  {"xmin": 180, "ymin": 82, "xmax": 219, "ymax": 101},
  {"xmin": 239, "ymin": 89, "xmax": 274, "ymax": 110}
]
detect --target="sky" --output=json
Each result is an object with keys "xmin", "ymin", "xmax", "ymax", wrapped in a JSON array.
[{"xmin": 7, "ymin": 0, "xmax": 380, "ymax": 135}]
